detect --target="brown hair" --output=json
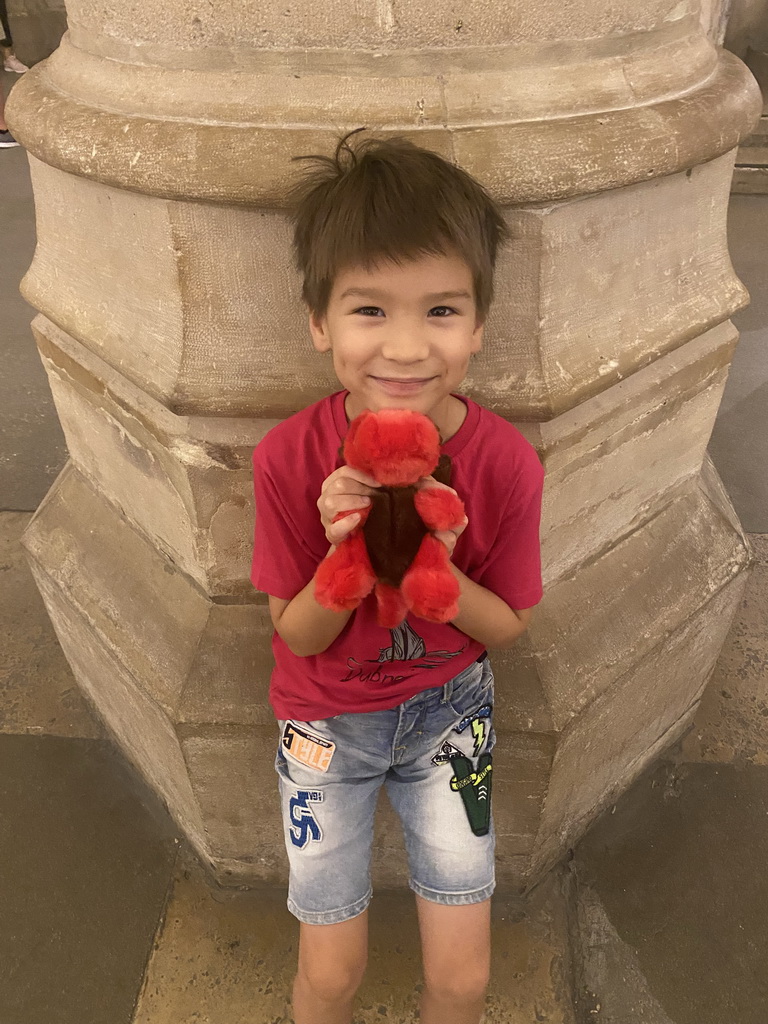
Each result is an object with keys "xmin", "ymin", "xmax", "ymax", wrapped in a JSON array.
[{"xmin": 289, "ymin": 128, "xmax": 509, "ymax": 319}]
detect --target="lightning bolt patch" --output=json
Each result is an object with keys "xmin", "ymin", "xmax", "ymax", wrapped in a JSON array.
[
  {"xmin": 471, "ymin": 718, "xmax": 486, "ymax": 757},
  {"xmin": 453, "ymin": 703, "xmax": 493, "ymax": 738}
]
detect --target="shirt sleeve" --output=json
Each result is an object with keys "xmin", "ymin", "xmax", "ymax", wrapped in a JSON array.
[
  {"xmin": 475, "ymin": 449, "xmax": 545, "ymax": 610},
  {"xmin": 250, "ymin": 448, "xmax": 327, "ymax": 600}
]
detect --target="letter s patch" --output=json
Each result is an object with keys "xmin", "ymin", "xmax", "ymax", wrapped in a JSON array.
[{"xmin": 289, "ymin": 790, "xmax": 324, "ymax": 849}]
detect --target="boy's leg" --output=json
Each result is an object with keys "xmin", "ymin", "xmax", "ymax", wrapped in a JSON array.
[
  {"xmin": 275, "ymin": 712, "xmax": 395, "ymax": 1021},
  {"xmin": 384, "ymin": 657, "xmax": 497, "ymax": 1023},
  {"xmin": 416, "ymin": 897, "xmax": 491, "ymax": 1024},
  {"xmin": 293, "ymin": 911, "xmax": 369, "ymax": 1024}
]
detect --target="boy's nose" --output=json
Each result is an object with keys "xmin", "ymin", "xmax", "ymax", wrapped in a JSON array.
[{"xmin": 380, "ymin": 332, "xmax": 430, "ymax": 362}]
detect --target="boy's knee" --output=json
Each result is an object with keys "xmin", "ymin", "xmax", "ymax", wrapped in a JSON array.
[
  {"xmin": 296, "ymin": 955, "xmax": 367, "ymax": 1004},
  {"xmin": 424, "ymin": 963, "xmax": 490, "ymax": 1004}
]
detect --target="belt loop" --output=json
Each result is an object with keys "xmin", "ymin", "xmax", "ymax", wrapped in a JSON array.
[{"xmin": 442, "ymin": 678, "xmax": 454, "ymax": 702}]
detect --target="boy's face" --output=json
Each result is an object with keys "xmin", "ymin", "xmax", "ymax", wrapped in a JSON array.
[{"xmin": 309, "ymin": 252, "xmax": 484, "ymax": 436}]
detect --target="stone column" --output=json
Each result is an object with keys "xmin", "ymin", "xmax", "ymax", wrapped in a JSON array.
[
  {"xmin": 727, "ymin": 0, "xmax": 768, "ymax": 191},
  {"xmin": 7, "ymin": 1, "xmax": 761, "ymax": 891}
]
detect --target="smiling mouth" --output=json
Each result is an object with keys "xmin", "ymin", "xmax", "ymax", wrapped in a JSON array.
[{"xmin": 372, "ymin": 376, "xmax": 435, "ymax": 383}]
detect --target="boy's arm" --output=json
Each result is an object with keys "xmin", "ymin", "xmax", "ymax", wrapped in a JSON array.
[
  {"xmin": 268, "ymin": 545, "xmax": 354, "ymax": 658},
  {"xmin": 447, "ymin": 563, "xmax": 533, "ymax": 649},
  {"xmin": 420, "ymin": 469, "xmax": 542, "ymax": 650}
]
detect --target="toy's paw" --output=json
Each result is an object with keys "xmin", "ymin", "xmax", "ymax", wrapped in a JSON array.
[
  {"xmin": 401, "ymin": 535, "xmax": 460, "ymax": 623},
  {"xmin": 375, "ymin": 582, "xmax": 409, "ymax": 629},
  {"xmin": 314, "ymin": 533, "xmax": 377, "ymax": 611},
  {"xmin": 414, "ymin": 484, "xmax": 465, "ymax": 532}
]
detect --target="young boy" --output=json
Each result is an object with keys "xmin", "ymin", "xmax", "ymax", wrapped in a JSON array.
[{"xmin": 251, "ymin": 130, "xmax": 544, "ymax": 1024}]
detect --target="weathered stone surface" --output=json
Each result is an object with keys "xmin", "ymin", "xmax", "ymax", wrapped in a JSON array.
[
  {"xmin": 61, "ymin": 0, "xmax": 704, "ymax": 53},
  {"xmin": 31, "ymin": 313, "xmax": 739, "ymax": 599},
  {"xmin": 32, "ymin": 316, "xmax": 272, "ymax": 598},
  {"xmin": 535, "ymin": 320, "xmax": 738, "ymax": 581},
  {"xmin": 22, "ymin": 168, "xmax": 325, "ymax": 418},
  {"xmin": 25, "ymin": 156, "xmax": 745, "ymax": 422},
  {"xmin": 0, "ymin": 512, "xmax": 100, "ymax": 739},
  {"xmin": 677, "ymin": 534, "xmax": 768, "ymax": 764},
  {"xmin": 22, "ymin": 464, "xmax": 274, "ymax": 724},
  {"xmin": 567, "ymin": 863, "xmax": 676, "ymax": 1023},
  {"xmin": 732, "ymin": 42, "xmax": 768, "ymax": 192},
  {"xmin": 133, "ymin": 846, "xmax": 577, "ymax": 1023},
  {"xmin": 21, "ymin": 456, "xmax": 750, "ymax": 889},
  {"xmin": 529, "ymin": 468, "xmax": 750, "ymax": 732},
  {"xmin": 10, "ymin": 0, "xmax": 759, "ymax": 900},
  {"xmin": 532, "ymin": 569, "xmax": 746, "ymax": 878},
  {"xmin": 7, "ymin": 28, "xmax": 761, "ymax": 205}
]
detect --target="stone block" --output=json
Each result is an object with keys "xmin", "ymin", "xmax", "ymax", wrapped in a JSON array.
[
  {"xmin": 33, "ymin": 315, "xmax": 272, "ymax": 598},
  {"xmin": 23, "ymin": 155, "xmax": 747, "ymax": 422},
  {"xmin": 30, "ymin": 281, "xmax": 740, "ymax": 606},
  {"xmin": 0, "ymin": 511, "xmax": 100, "ymax": 739},
  {"xmin": 22, "ymin": 162, "xmax": 334, "ymax": 418},
  {"xmin": 132, "ymin": 847, "xmax": 577, "ymax": 1022},
  {"xmin": 26, "ymin": 558, "xmax": 209, "ymax": 852},
  {"xmin": 467, "ymin": 155, "xmax": 747, "ymax": 419},
  {"xmin": 678, "ymin": 535, "xmax": 768, "ymax": 764},
  {"xmin": 532, "ymin": 571, "xmax": 746, "ymax": 879},
  {"xmin": 22, "ymin": 457, "xmax": 750, "ymax": 890},
  {"xmin": 529, "ymin": 470, "xmax": 750, "ymax": 733},
  {"xmin": 535, "ymin": 320, "xmax": 738, "ymax": 581}
]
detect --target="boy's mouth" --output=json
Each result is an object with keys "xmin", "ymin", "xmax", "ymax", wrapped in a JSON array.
[{"xmin": 371, "ymin": 376, "xmax": 436, "ymax": 395}]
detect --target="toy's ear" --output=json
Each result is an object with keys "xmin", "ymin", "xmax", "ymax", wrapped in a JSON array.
[{"xmin": 343, "ymin": 410, "xmax": 375, "ymax": 470}]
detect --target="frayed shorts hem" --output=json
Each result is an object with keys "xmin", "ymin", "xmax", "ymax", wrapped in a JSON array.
[
  {"xmin": 287, "ymin": 888, "xmax": 373, "ymax": 925},
  {"xmin": 409, "ymin": 877, "xmax": 496, "ymax": 906}
]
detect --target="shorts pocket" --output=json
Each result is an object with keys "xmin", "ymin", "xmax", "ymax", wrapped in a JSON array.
[{"xmin": 445, "ymin": 661, "xmax": 494, "ymax": 717}]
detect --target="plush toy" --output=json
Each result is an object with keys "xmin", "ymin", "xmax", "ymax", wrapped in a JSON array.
[{"xmin": 314, "ymin": 408, "xmax": 465, "ymax": 628}]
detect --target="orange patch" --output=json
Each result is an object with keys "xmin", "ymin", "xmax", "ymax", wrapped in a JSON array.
[{"xmin": 282, "ymin": 722, "xmax": 336, "ymax": 773}]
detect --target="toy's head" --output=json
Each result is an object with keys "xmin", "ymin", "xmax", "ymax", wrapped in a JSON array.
[{"xmin": 344, "ymin": 409, "xmax": 440, "ymax": 486}]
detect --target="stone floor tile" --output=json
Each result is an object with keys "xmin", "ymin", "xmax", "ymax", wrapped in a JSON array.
[
  {"xmin": 575, "ymin": 757, "xmax": 768, "ymax": 1024},
  {"xmin": 134, "ymin": 848, "xmax": 576, "ymax": 1023},
  {"xmin": 0, "ymin": 735, "xmax": 179, "ymax": 1024},
  {"xmin": 0, "ymin": 511, "xmax": 103, "ymax": 738},
  {"xmin": 679, "ymin": 534, "xmax": 768, "ymax": 764}
]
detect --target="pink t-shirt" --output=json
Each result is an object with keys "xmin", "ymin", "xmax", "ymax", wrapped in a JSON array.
[{"xmin": 251, "ymin": 390, "xmax": 544, "ymax": 721}]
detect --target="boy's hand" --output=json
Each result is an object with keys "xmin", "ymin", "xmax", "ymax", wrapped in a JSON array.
[
  {"xmin": 318, "ymin": 467, "xmax": 381, "ymax": 546},
  {"xmin": 417, "ymin": 477, "xmax": 468, "ymax": 558}
]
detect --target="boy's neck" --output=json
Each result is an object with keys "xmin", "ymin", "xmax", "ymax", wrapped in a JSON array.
[{"xmin": 343, "ymin": 392, "xmax": 468, "ymax": 444}]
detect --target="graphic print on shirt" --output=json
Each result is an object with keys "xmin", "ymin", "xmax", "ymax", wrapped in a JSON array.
[
  {"xmin": 341, "ymin": 619, "xmax": 466, "ymax": 687},
  {"xmin": 289, "ymin": 790, "xmax": 324, "ymax": 849}
]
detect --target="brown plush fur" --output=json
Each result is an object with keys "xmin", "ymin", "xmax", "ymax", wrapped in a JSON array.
[{"xmin": 362, "ymin": 455, "xmax": 452, "ymax": 586}]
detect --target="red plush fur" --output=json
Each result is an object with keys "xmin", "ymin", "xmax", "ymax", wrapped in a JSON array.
[{"xmin": 314, "ymin": 409, "xmax": 463, "ymax": 628}]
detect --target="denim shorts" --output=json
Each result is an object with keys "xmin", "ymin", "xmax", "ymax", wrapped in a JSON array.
[{"xmin": 274, "ymin": 654, "xmax": 496, "ymax": 925}]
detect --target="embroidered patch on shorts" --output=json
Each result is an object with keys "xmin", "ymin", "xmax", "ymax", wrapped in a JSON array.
[
  {"xmin": 282, "ymin": 721, "xmax": 336, "ymax": 773},
  {"xmin": 431, "ymin": 740, "xmax": 465, "ymax": 766},
  {"xmin": 450, "ymin": 704, "xmax": 493, "ymax": 753},
  {"xmin": 449, "ymin": 753, "xmax": 493, "ymax": 837},
  {"xmin": 289, "ymin": 790, "xmax": 324, "ymax": 849}
]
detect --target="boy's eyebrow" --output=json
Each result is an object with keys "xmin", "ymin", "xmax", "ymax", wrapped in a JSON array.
[{"xmin": 339, "ymin": 288, "xmax": 473, "ymax": 302}]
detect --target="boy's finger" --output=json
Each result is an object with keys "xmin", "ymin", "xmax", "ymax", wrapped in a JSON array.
[
  {"xmin": 330, "ymin": 513, "xmax": 360, "ymax": 542},
  {"xmin": 334, "ymin": 467, "xmax": 381, "ymax": 489},
  {"xmin": 419, "ymin": 476, "xmax": 455, "ymax": 494}
]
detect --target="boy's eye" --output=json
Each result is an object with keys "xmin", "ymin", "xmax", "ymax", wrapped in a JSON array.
[
  {"xmin": 429, "ymin": 306, "xmax": 457, "ymax": 317},
  {"xmin": 354, "ymin": 306, "xmax": 384, "ymax": 317}
]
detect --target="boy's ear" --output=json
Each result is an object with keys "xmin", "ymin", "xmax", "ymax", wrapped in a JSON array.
[
  {"xmin": 471, "ymin": 316, "xmax": 485, "ymax": 353},
  {"xmin": 308, "ymin": 309, "xmax": 331, "ymax": 353}
]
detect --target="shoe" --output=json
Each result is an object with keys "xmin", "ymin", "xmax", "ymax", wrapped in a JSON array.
[
  {"xmin": 0, "ymin": 129, "xmax": 20, "ymax": 147},
  {"xmin": 3, "ymin": 54, "xmax": 29, "ymax": 73}
]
